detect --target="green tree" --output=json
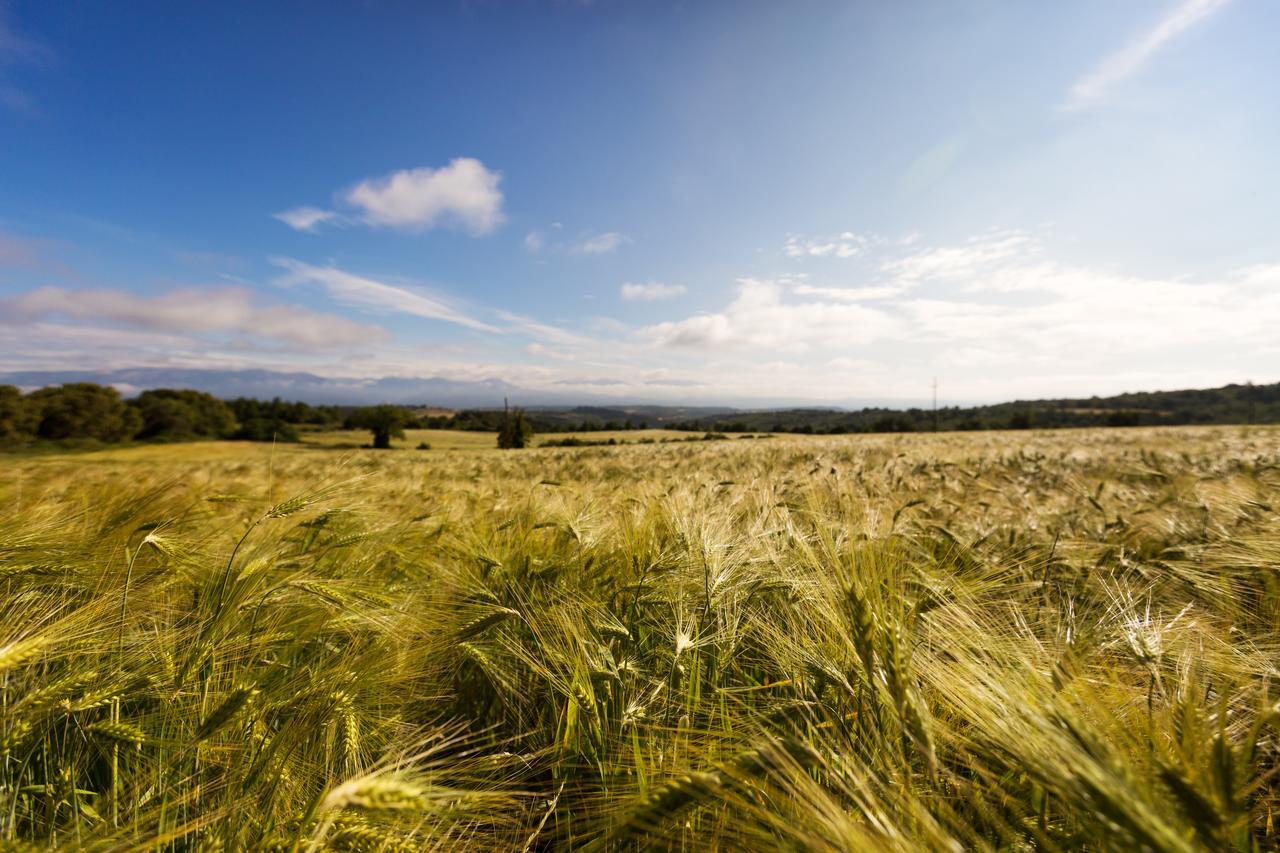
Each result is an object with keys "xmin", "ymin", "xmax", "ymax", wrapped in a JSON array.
[
  {"xmin": 1006, "ymin": 410, "xmax": 1034, "ymax": 430},
  {"xmin": 351, "ymin": 404, "xmax": 408, "ymax": 449},
  {"xmin": 497, "ymin": 400, "xmax": 533, "ymax": 449},
  {"xmin": 29, "ymin": 382, "xmax": 141, "ymax": 442},
  {"xmin": 131, "ymin": 389, "xmax": 237, "ymax": 440},
  {"xmin": 0, "ymin": 385, "xmax": 40, "ymax": 445},
  {"xmin": 231, "ymin": 418, "xmax": 301, "ymax": 442}
]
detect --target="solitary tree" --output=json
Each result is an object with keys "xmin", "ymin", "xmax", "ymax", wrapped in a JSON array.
[
  {"xmin": 497, "ymin": 398, "xmax": 533, "ymax": 449},
  {"xmin": 351, "ymin": 404, "xmax": 408, "ymax": 449}
]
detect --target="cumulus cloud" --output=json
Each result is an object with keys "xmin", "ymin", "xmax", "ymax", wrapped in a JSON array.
[
  {"xmin": 621, "ymin": 281, "xmax": 686, "ymax": 301},
  {"xmin": 271, "ymin": 256, "xmax": 500, "ymax": 333},
  {"xmin": 345, "ymin": 158, "xmax": 504, "ymax": 233},
  {"xmin": 273, "ymin": 206, "xmax": 337, "ymax": 232},
  {"xmin": 571, "ymin": 231, "xmax": 630, "ymax": 254},
  {"xmin": 274, "ymin": 158, "xmax": 504, "ymax": 234},
  {"xmin": 1066, "ymin": 0, "xmax": 1230, "ymax": 110},
  {"xmin": 882, "ymin": 233, "xmax": 1280, "ymax": 363},
  {"xmin": 0, "ymin": 285, "xmax": 386, "ymax": 349},
  {"xmin": 630, "ymin": 228, "xmax": 1280, "ymax": 400}
]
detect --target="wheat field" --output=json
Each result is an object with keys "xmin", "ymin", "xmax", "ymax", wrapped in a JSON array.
[{"xmin": 2, "ymin": 426, "xmax": 1279, "ymax": 850}]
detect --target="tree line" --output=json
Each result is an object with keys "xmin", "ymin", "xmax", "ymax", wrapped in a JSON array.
[
  {"xmin": 0, "ymin": 383, "xmax": 347, "ymax": 447},
  {"xmin": 5, "ymin": 379, "xmax": 1276, "ymax": 449},
  {"xmin": 0, "ymin": 382, "xmax": 540, "ymax": 450}
]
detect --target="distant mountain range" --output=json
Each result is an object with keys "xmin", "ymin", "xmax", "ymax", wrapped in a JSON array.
[
  {"xmin": 1, "ymin": 368, "xmax": 557, "ymax": 407},
  {"xmin": 3, "ymin": 369, "xmax": 1277, "ymax": 430},
  {"xmin": 0, "ymin": 367, "xmax": 909, "ymax": 410}
]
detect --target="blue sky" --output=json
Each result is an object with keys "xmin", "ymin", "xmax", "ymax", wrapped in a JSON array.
[{"xmin": 1, "ymin": 0, "xmax": 1277, "ymax": 405}]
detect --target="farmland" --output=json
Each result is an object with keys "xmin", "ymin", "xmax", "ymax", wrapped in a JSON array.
[{"xmin": 3, "ymin": 426, "xmax": 1279, "ymax": 849}]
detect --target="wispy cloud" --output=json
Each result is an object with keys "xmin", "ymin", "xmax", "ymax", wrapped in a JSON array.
[
  {"xmin": 570, "ymin": 231, "xmax": 630, "ymax": 254},
  {"xmin": 0, "ymin": 285, "xmax": 386, "ymax": 349},
  {"xmin": 0, "ymin": 5, "xmax": 53, "ymax": 112},
  {"xmin": 783, "ymin": 232, "xmax": 866, "ymax": 259},
  {"xmin": 523, "ymin": 223, "xmax": 627, "ymax": 256},
  {"xmin": 1065, "ymin": 0, "xmax": 1230, "ymax": 110},
  {"xmin": 0, "ymin": 230, "xmax": 50, "ymax": 267},
  {"xmin": 639, "ymin": 277, "xmax": 900, "ymax": 351},
  {"xmin": 270, "ymin": 256, "xmax": 500, "ymax": 333},
  {"xmin": 496, "ymin": 310, "xmax": 597, "ymax": 348},
  {"xmin": 880, "ymin": 229, "xmax": 1034, "ymax": 280},
  {"xmin": 275, "ymin": 158, "xmax": 504, "ymax": 234},
  {"xmin": 273, "ymin": 206, "xmax": 337, "ymax": 233},
  {"xmin": 621, "ymin": 281, "xmax": 686, "ymax": 301},
  {"xmin": 790, "ymin": 283, "xmax": 908, "ymax": 302}
]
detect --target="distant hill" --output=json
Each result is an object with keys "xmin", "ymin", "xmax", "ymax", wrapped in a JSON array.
[
  {"xmin": 0, "ymin": 368, "xmax": 900, "ymax": 410},
  {"xmin": 3, "ymin": 368, "xmax": 1276, "ymax": 433},
  {"xmin": 660, "ymin": 382, "xmax": 1280, "ymax": 434},
  {"xmin": 1, "ymin": 368, "xmax": 541, "ymax": 407}
]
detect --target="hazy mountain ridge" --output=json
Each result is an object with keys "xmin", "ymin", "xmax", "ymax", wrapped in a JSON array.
[
  {"xmin": 0, "ymin": 368, "xmax": 915, "ymax": 410},
  {"xmin": 2, "ymin": 368, "xmax": 542, "ymax": 407},
  {"xmin": 3, "ymin": 368, "xmax": 1277, "ymax": 430}
]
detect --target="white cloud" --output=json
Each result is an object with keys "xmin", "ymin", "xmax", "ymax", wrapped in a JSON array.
[
  {"xmin": 639, "ymin": 278, "xmax": 900, "ymax": 351},
  {"xmin": 0, "ymin": 285, "xmax": 385, "ymax": 349},
  {"xmin": 496, "ymin": 310, "xmax": 594, "ymax": 348},
  {"xmin": 881, "ymin": 229, "xmax": 1034, "ymax": 281},
  {"xmin": 525, "ymin": 224, "xmax": 625, "ymax": 256},
  {"xmin": 1066, "ymin": 0, "xmax": 1230, "ymax": 110},
  {"xmin": 626, "ymin": 228, "xmax": 1280, "ymax": 399},
  {"xmin": 344, "ymin": 158, "xmax": 504, "ymax": 233},
  {"xmin": 275, "ymin": 158, "xmax": 504, "ymax": 235},
  {"xmin": 790, "ymin": 283, "xmax": 909, "ymax": 302},
  {"xmin": 783, "ymin": 232, "xmax": 866, "ymax": 258},
  {"xmin": 525, "ymin": 342, "xmax": 573, "ymax": 360},
  {"xmin": 571, "ymin": 231, "xmax": 630, "ymax": 254},
  {"xmin": 621, "ymin": 281, "xmax": 687, "ymax": 301},
  {"xmin": 271, "ymin": 257, "xmax": 500, "ymax": 333},
  {"xmin": 273, "ymin": 206, "xmax": 337, "ymax": 233}
]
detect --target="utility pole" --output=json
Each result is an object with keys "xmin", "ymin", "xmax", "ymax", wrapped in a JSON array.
[{"xmin": 932, "ymin": 377, "xmax": 938, "ymax": 433}]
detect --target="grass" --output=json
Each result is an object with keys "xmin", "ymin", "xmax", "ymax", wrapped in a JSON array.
[{"xmin": 2, "ymin": 425, "xmax": 1279, "ymax": 849}]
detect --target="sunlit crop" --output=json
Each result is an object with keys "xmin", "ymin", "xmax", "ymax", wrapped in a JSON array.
[{"xmin": 2, "ymin": 426, "xmax": 1278, "ymax": 849}]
